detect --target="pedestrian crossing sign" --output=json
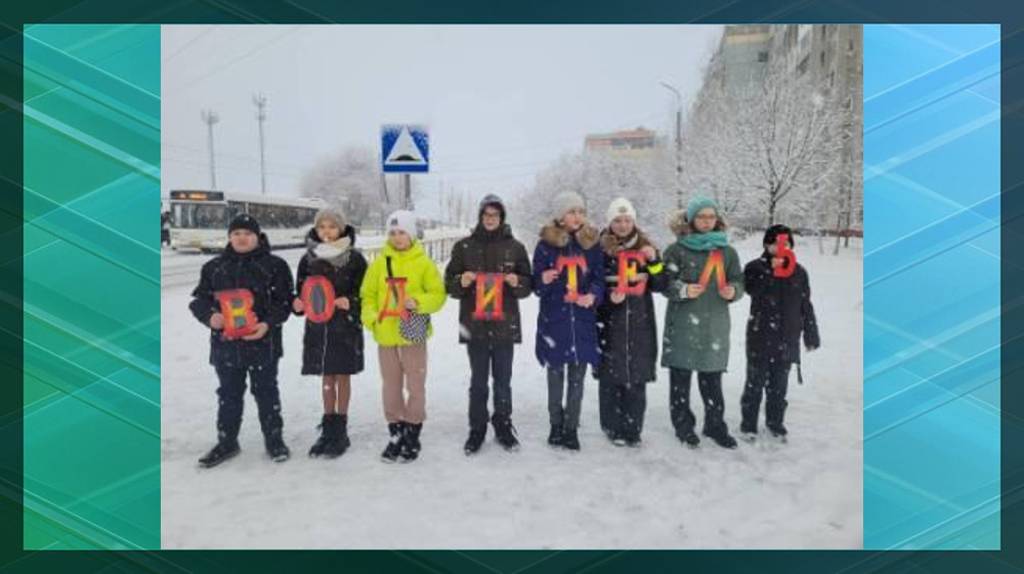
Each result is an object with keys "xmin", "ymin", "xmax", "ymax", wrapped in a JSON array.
[{"xmin": 381, "ymin": 124, "xmax": 429, "ymax": 173}]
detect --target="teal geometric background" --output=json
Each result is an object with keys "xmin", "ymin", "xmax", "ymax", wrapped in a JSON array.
[
  {"xmin": 22, "ymin": 24, "xmax": 159, "ymax": 549},
  {"xmin": 863, "ymin": 24, "xmax": 1000, "ymax": 549},
  {"xmin": 15, "ymin": 20, "xmax": 1005, "ymax": 556}
]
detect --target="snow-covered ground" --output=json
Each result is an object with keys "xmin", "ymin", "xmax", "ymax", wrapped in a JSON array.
[{"xmin": 161, "ymin": 235, "xmax": 862, "ymax": 549}]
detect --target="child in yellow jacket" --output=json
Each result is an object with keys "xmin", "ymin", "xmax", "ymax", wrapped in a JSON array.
[{"xmin": 361, "ymin": 210, "xmax": 447, "ymax": 462}]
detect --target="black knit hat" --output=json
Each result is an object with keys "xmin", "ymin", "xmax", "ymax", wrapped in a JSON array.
[
  {"xmin": 228, "ymin": 213, "xmax": 261, "ymax": 235},
  {"xmin": 763, "ymin": 224, "xmax": 795, "ymax": 248},
  {"xmin": 478, "ymin": 194, "xmax": 506, "ymax": 223}
]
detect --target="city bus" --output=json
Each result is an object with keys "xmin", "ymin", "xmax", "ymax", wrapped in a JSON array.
[{"xmin": 168, "ymin": 190, "xmax": 327, "ymax": 252}]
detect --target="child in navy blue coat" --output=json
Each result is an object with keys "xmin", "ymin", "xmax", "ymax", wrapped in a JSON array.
[{"xmin": 533, "ymin": 191, "xmax": 605, "ymax": 451}]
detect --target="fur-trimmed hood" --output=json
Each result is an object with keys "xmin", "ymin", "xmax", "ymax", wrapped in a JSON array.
[
  {"xmin": 540, "ymin": 221, "xmax": 600, "ymax": 250},
  {"xmin": 599, "ymin": 227, "xmax": 654, "ymax": 256},
  {"xmin": 668, "ymin": 210, "xmax": 690, "ymax": 237}
]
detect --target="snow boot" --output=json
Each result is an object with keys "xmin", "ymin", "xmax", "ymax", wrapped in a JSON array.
[
  {"xmin": 547, "ymin": 424, "xmax": 564, "ymax": 447},
  {"xmin": 265, "ymin": 431, "xmax": 291, "ymax": 462},
  {"xmin": 677, "ymin": 429, "xmax": 700, "ymax": 449},
  {"xmin": 740, "ymin": 421, "xmax": 758, "ymax": 443},
  {"xmin": 400, "ymin": 423, "xmax": 423, "ymax": 462},
  {"xmin": 309, "ymin": 414, "xmax": 334, "ymax": 458},
  {"xmin": 611, "ymin": 428, "xmax": 628, "ymax": 447},
  {"xmin": 381, "ymin": 422, "xmax": 404, "ymax": 463},
  {"xmin": 464, "ymin": 428, "xmax": 486, "ymax": 455},
  {"xmin": 562, "ymin": 427, "xmax": 580, "ymax": 451},
  {"xmin": 703, "ymin": 429, "xmax": 738, "ymax": 450},
  {"xmin": 493, "ymin": 417, "xmax": 520, "ymax": 452},
  {"xmin": 198, "ymin": 439, "xmax": 239, "ymax": 468},
  {"xmin": 767, "ymin": 423, "xmax": 788, "ymax": 441},
  {"xmin": 322, "ymin": 414, "xmax": 350, "ymax": 458}
]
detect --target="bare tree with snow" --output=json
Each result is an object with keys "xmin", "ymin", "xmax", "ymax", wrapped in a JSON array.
[{"xmin": 298, "ymin": 147, "xmax": 405, "ymax": 228}]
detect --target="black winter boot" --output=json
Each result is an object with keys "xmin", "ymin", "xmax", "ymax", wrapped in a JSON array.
[
  {"xmin": 464, "ymin": 428, "xmax": 486, "ymax": 455},
  {"xmin": 492, "ymin": 416, "xmax": 520, "ymax": 452},
  {"xmin": 611, "ymin": 428, "xmax": 628, "ymax": 447},
  {"xmin": 767, "ymin": 422, "xmax": 788, "ymax": 439},
  {"xmin": 562, "ymin": 427, "xmax": 580, "ymax": 451},
  {"xmin": 547, "ymin": 424, "xmax": 564, "ymax": 447},
  {"xmin": 309, "ymin": 414, "xmax": 334, "ymax": 458},
  {"xmin": 265, "ymin": 430, "xmax": 291, "ymax": 462},
  {"xmin": 198, "ymin": 439, "xmax": 240, "ymax": 468},
  {"xmin": 739, "ymin": 421, "xmax": 757, "ymax": 442},
  {"xmin": 381, "ymin": 422, "xmax": 404, "ymax": 463},
  {"xmin": 703, "ymin": 428, "xmax": 738, "ymax": 449},
  {"xmin": 323, "ymin": 414, "xmax": 350, "ymax": 458},
  {"xmin": 400, "ymin": 423, "xmax": 423, "ymax": 462},
  {"xmin": 678, "ymin": 429, "xmax": 701, "ymax": 449}
]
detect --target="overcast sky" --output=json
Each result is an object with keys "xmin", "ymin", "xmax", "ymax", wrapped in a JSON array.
[{"xmin": 161, "ymin": 25, "xmax": 722, "ymax": 218}]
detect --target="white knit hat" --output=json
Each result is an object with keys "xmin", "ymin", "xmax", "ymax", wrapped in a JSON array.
[
  {"xmin": 606, "ymin": 197, "xmax": 637, "ymax": 226},
  {"xmin": 551, "ymin": 191, "xmax": 586, "ymax": 219},
  {"xmin": 385, "ymin": 210, "xmax": 419, "ymax": 238}
]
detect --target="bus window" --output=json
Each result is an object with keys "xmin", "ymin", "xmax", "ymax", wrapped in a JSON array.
[
  {"xmin": 224, "ymin": 202, "xmax": 318, "ymax": 230},
  {"xmin": 227, "ymin": 201, "xmax": 246, "ymax": 221},
  {"xmin": 171, "ymin": 203, "xmax": 227, "ymax": 229},
  {"xmin": 172, "ymin": 203, "xmax": 187, "ymax": 227}
]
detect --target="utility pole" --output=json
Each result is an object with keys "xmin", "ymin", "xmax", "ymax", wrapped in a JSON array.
[
  {"xmin": 200, "ymin": 109, "xmax": 219, "ymax": 189},
  {"xmin": 660, "ymin": 81, "xmax": 684, "ymax": 210},
  {"xmin": 253, "ymin": 93, "xmax": 268, "ymax": 195}
]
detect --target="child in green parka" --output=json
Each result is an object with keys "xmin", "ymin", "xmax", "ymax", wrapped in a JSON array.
[{"xmin": 660, "ymin": 196, "xmax": 745, "ymax": 449}]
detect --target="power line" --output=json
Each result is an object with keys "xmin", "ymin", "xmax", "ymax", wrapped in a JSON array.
[
  {"xmin": 162, "ymin": 26, "xmax": 217, "ymax": 64},
  {"xmin": 163, "ymin": 141, "xmax": 311, "ymax": 173},
  {"xmin": 162, "ymin": 156, "xmax": 305, "ymax": 179},
  {"xmin": 178, "ymin": 25, "xmax": 301, "ymax": 88}
]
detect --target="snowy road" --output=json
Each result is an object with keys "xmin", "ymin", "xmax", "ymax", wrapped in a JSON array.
[{"xmin": 161, "ymin": 236, "xmax": 862, "ymax": 549}]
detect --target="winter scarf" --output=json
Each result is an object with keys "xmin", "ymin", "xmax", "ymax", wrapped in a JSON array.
[
  {"xmin": 679, "ymin": 230, "xmax": 729, "ymax": 252},
  {"xmin": 308, "ymin": 234, "xmax": 353, "ymax": 269}
]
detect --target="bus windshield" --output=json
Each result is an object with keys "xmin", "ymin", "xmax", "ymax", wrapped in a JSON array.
[{"xmin": 172, "ymin": 202, "xmax": 228, "ymax": 229}]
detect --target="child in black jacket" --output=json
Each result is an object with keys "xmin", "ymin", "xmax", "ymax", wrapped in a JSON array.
[
  {"xmin": 189, "ymin": 214, "xmax": 295, "ymax": 467},
  {"xmin": 741, "ymin": 224, "xmax": 820, "ymax": 440},
  {"xmin": 293, "ymin": 207, "xmax": 367, "ymax": 459}
]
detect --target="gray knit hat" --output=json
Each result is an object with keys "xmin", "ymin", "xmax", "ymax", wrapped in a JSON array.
[
  {"xmin": 314, "ymin": 206, "xmax": 347, "ymax": 229},
  {"xmin": 551, "ymin": 191, "xmax": 586, "ymax": 219}
]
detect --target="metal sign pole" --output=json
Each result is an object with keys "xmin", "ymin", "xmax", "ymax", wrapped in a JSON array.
[{"xmin": 403, "ymin": 173, "xmax": 411, "ymax": 209}]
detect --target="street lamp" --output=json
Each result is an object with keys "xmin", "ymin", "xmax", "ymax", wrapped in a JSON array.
[
  {"xmin": 660, "ymin": 81, "xmax": 684, "ymax": 210},
  {"xmin": 200, "ymin": 109, "xmax": 219, "ymax": 189},
  {"xmin": 253, "ymin": 93, "xmax": 268, "ymax": 195}
]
